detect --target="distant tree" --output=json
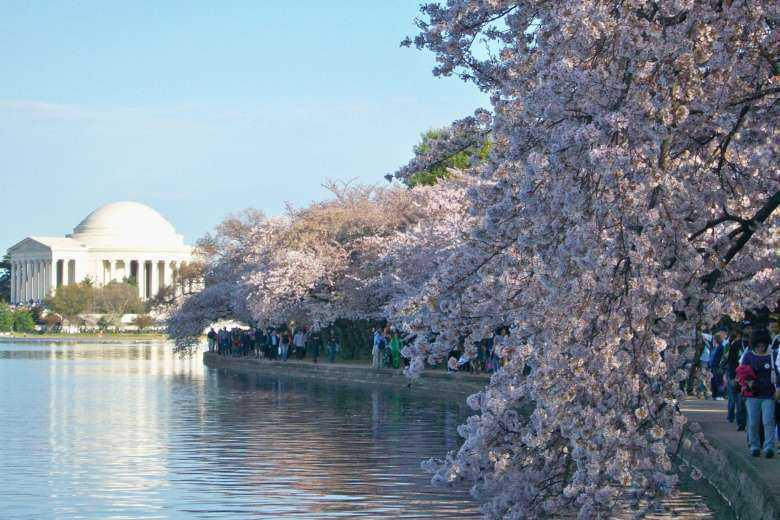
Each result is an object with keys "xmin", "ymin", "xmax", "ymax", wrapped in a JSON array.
[
  {"xmin": 133, "ymin": 314, "xmax": 155, "ymax": 331},
  {"xmin": 30, "ymin": 305, "xmax": 46, "ymax": 324},
  {"xmin": 403, "ymin": 128, "xmax": 489, "ymax": 188},
  {"xmin": 71, "ymin": 316, "xmax": 87, "ymax": 331},
  {"xmin": 177, "ymin": 262, "xmax": 205, "ymax": 296},
  {"xmin": 0, "ymin": 254, "xmax": 10, "ymax": 303},
  {"xmin": 42, "ymin": 313, "xmax": 63, "ymax": 332},
  {"xmin": 45, "ymin": 283, "xmax": 94, "ymax": 320},
  {"xmin": 0, "ymin": 302, "xmax": 14, "ymax": 331},
  {"xmin": 94, "ymin": 281, "xmax": 144, "ymax": 316},
  {"xmin": 13, "ymin": 310, "xmax": 36, "ymax": 333},
  {"xmin": 96, "ymin": 315, "xmax": 114, "ymax": 332},
  {"xmin": 149, "ymin": 285, "xmax": 176, "ymax": 310}
]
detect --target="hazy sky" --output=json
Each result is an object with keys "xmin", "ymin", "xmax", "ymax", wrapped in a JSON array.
[{"xmin": 0, "ymin": 1, "xmax": 486, "ymax": 252}]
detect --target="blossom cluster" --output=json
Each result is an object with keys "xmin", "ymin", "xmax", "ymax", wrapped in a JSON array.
[
  {"xmin": 392, "ymin": 0, "xmax": 778, "ymax": 517},
  {"xmin": 168, "ymin": 1, "xmax": 778, "ymax": 517},
  {"xmin": 166, "ymin": 178, "xmax": 479, "ymax": 349}
]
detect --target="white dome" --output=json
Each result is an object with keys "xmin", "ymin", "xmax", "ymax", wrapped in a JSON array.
[{"xmin": 68, "ymin": 201, "xmax": 187, "ymax": 250}]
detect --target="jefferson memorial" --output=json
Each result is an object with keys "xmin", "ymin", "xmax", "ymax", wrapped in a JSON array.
[{"xmin": 8, "ymin": 201, "xmax": 192, "ymax": 304}]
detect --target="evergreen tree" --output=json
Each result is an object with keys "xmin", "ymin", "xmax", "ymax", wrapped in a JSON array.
[
  {"xmin": 0, "ymin": 302, "xmax": 14, "ymax": 331},
  {"xmin": 13, "ymin": 310, "xmax": 36, "ymax": 333}
]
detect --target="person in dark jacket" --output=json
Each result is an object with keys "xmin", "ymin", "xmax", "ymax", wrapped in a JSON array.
[
  {"xmin": 740, "ymin": 328, "xmax": 777, "ymax": 458},
  {"xmin": 207, "ymin": 328, "xmax": 217, "ymax": 352},
  {"xmin": 709, "ymin": 334, "xmax": 725, "ymax": 399},
  {"xmin": 722, "ymin": 327, "xmax": 748, "ymax": 429},
  {"xmin": 309, "ymin": 331, "xmax": 321, "ymax": 364},
  {"xmin": 769, "ymin": 314, "xmax": 780, "ymax": 441}
]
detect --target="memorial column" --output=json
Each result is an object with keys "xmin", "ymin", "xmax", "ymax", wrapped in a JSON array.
[
  {"xmin": 48, "ymin": 259, "xmax": 56, "ymax": 297},
  {"xmin": 137, "ymin": 259, "xmax": 146, "ymax": 299},
  {"xmin": 19, "ymin": 261, "xmax": 25, "ymax": 302},
  {"xmin": 164, "ymin": 262, "xmax": 173, "ymax": 295},
  {"xmin": 150, "ymin": 260, "xmax": 159, "ymax": 299},
  {"xmin": 37, "ymin": 260, "xmax": 44, "ymax": 300},
  {"xmin": 32, "ymin": 261, "xmax": 39, "ymax": 301},
  {"xmin": 10, "ymin": 261, "xmax": 16, "ymax": 304},
  {"xmin": 22, "ymin": 261, "xmax": 29, "ymax": 302},
  {"xmin": 29, "ymin": 261, "xmax": 35, "ymax": 301}
]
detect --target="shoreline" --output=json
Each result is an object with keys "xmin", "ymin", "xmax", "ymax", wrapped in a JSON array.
[
  {"xmin": 205, "ymin": 353, "xmax": 757, "ymax": 519},
  {"xmin": 0, "ymin": 334, "xmax": 170, "ymax": 344},
  {"xmin": 203, "ymin": 351, "xmax": 488, "ymax": 403}
]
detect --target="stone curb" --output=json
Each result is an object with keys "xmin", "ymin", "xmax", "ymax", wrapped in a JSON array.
[
  {"xmin": 202, "ymin": 352, "xmax": 488, "ymax": 404},
  {"xmin": 681, "ymin": 432, "xmax": 778, "ymax": 520},
  {"xmin": 204, "ymin": 353, "xmax": 770, "ymax": 518}
]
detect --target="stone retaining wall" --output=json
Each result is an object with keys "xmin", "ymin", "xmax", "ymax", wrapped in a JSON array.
[
  {"xmin": 204, "ymin": 353, "xmax": 776, "ymax": 519},
  {"xmin": 680, "ymin": 430, "xmax": 778, "ymax": 520},
  {"xmin": 203, "ymin": 352, "xmax": 487, "ymax": 404}
]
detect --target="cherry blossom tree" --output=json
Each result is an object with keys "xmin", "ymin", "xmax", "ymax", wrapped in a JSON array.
[
  {"xmin": 167, "ymin": 209, "xmax": 271, "ymax": 349},
  {"xmin": 391, "ymin": 0, "xmax": 778, "ymax": 517},
  {"xmin": 167, "ymin": 181, "xmax": 453, "ymax": 347},
  {"xmin": 242, "ymin": 181, "xmax": 431, "ymax": 329}
]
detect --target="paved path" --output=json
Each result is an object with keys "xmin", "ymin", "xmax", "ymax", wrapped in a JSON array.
[{"xmin": 681, "ymin": 399, "xmax": 779, "ymax": 518}]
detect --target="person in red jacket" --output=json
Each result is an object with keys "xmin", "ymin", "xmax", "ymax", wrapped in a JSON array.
[{"xmin": 740, "ymin": 328, "xmax": 777, "ymax": 458}]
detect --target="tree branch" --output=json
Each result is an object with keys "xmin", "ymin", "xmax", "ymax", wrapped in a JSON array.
[{"xmin": 701, "ymin": 189, "xmax": 780, "ymax": 290}]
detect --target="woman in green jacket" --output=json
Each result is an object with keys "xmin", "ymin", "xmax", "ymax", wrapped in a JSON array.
[{"xmin": 389, "ymin": 329, "xmax": 402, "ymax": 369}]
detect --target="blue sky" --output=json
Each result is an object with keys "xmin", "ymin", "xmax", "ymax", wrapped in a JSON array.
[{"xmin": 0, "ymin": 1, "xmax": 486, "ymax": 252}]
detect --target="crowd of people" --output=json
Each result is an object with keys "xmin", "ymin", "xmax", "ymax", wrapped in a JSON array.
[
  {"xmin": 207, "ymin": 326, "xmax": 341, "ymax": 363},
  {"xmin": 371, "ymin": 326, "xmax": 404, "ymax": 369},
  {"xmin": 701, "ymin": 308, "xmax": 780, "ymax": 458},
  {"xmin": 207, "ymin": 324, "xmax": 419, "ymax": 370},
  {"xmin": 207, "ymin": 323, "xmax": 524, "ymax": 375},
  {"xmin": 206, "ymin": 308, "xmax": 780, "ymax": 460},
  {"xmin": 444, "ymin": 327, "xmax": 511, "ymax": 374}
]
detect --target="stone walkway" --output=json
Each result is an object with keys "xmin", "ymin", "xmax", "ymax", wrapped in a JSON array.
[{"xmin": 680, "ymin": 399, "xmax": 779, "ymax": 519}]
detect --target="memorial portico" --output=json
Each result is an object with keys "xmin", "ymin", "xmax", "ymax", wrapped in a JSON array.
[{"xmin": 7, "ymin": 202, "xmax": 192, "ymax": 304}]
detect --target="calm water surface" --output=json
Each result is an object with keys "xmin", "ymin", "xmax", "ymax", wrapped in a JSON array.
[
  {"xmin": 0, "ymin": 341, "xmax": 728, "ymax": 519},
  {"xmin": 0, "ymin": 341, "xmax": 478, "ymax": 519}
]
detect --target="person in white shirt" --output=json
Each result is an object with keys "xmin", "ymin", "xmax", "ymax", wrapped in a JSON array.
[{"xmin": 769, "ymin": 314, "xmax": 780, "ymax": 353}]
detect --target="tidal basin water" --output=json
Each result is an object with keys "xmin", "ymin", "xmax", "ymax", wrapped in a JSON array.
[
  {"xmin": 0, "ymin": 341, "xmax": 479, "ymax": 519},
  {"xmin": 0, "ymin": 341, "xmax": 728, "ymax": 519}
]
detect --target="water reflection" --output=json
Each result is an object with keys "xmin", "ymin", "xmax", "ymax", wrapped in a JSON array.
[
  {"xmin": 0, "ymin": 342, "xmax": 727, "ymax": 519},
  {"xmin": 0, "ymin": 342, "xmax": 478, "ymax": 518}
]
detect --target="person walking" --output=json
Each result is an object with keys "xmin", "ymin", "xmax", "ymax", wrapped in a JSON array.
[
  {"xmin": 739, "ymin": 328, "xmax": 777, "ymax": 458},
  {"xmin": 207, "ymin": 328, "xmax": 217, "ymax": 352},
  {"xmin": 769, "ymin": 314, "xmax": 780, "ymax": 441},
  {"xmin": 310, "ymin": 331, "xmax": 321, "ymax": 364},
  {"xmin": 708, "ymin": 333, "xmax": 725, "ymax": 400},
  {"xmin": 280, "ymin": 332, "xmax": 290, "ymax": 361},
  {"xmin": 372, "ymin": 328, "xmax": 383, "ymax": 369},
  {"xmin": 293, "ymin": 328, "xmax": 307, "ymax": 360},
  {"xmin": 723, "ymin": 326, "xmax": 748, "ymax": 430},
  {"xmin": 269, "ymin": 329, "xmax": 279, "ymax": 360},
  {"xmin": 389, "ymin": 329, "xmax": 402, "ymax": 369},
  {"xmin": 326, "ymin": 333, "xmax": 340, "ymax": 363},
  {"xmin": 231, "ymin": 331, "xmax": 241, "ymax": 357},
  {"xmin": 380, "ymin": 326, "xmax": 393, "ymax": 368}
]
